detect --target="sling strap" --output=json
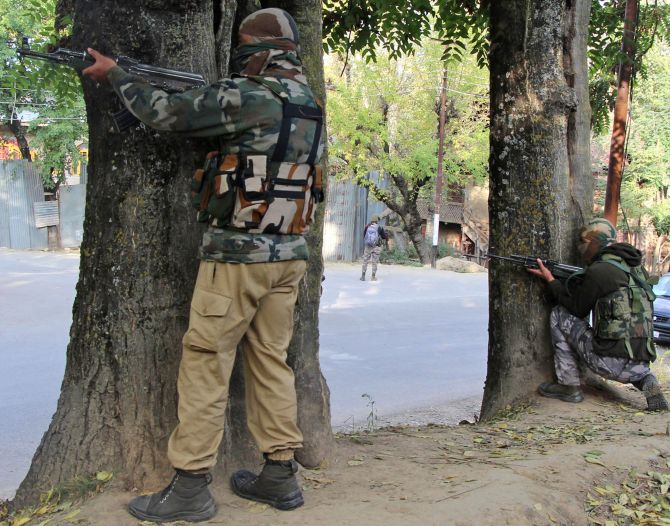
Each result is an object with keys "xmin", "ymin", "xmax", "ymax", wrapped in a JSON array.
[{"xmin": 246, "ymin": 76, "xmax": 323, "ymax": 165}]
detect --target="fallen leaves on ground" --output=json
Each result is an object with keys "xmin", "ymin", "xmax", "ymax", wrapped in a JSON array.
[{"xmin": 587, "ymin": 461, "xmax": 670, "ymax": 525}]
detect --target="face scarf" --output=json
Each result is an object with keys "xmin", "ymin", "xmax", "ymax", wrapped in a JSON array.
[{"xmin": 231, "ymin": 39, "xmax": 300, "ymax": 76}]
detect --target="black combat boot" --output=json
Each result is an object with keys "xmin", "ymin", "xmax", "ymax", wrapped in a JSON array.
[
  {"xmin": 127, "ymin": 470, "xmax": 216, "ymax": 523},
  {"xmin": 360, "ymin": 271, "xmax": 366, "ymax": 281},
  {"xmin": 633, "ymin": 374, "xmax": 669, "ymax": 411},
  {"xmin": 371, "ymin": 272, "xmax": 377, "ymax": 281},
  {"xmin": 230, "ymin": 458, "xmax": 304, "ymax": 510},
  {"xmin": 538, "ymin": 382, "xmax": 584, "ymax": 403}
]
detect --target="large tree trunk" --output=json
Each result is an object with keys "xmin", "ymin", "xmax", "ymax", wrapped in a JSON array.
[
  {"xmin": 481, "ymin": 0, "xmax": 593, "ymax": 420},
  {"xmin": 15, "ymin": 0, "xmax": 331, "ymax": 506},
  {"xmin": 269, "ymin": 0, "xmax": 335, "ymax": 468}
]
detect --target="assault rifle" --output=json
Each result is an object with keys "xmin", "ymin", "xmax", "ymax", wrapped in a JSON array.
[
  {"xmin": 16, "ymin": 37, "xmax": 207, "ymax": 132},
  {"xmin": 486, "ymin": 253, "xmax": 583, "ymax": 280}
]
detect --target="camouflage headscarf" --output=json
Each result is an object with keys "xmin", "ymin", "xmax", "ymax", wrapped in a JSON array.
[
  {"xmin": 239, "ymin": 8, "xmax": 299, "ymax": 43},
  {"xmin": 578, "ymin": 217, "xmax": 617, "ymax": 260},
  {"xmin": 232, "ymin": 8, "xmax": 305, "ymax": 82}
]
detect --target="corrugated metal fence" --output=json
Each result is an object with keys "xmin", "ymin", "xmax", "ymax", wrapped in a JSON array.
[
  {"xmin": 0, "ymin": 161, "xmax": 48, "ymax": 249},
  {"xmin": 323, "ymin": 178, "xmax": 366, "ymax": 262},
  {"xmin": 323, "ymin": 172, "xmax": 388, "ymax": 262},
  {"xmin": 2, "ymin": 160, "xmax": 383, "ymax": 258}
]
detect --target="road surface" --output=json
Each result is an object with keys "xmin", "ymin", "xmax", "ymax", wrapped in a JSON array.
[{"xmin": 0, "ymin": 249, "xmax": 488, "ymax": 499}]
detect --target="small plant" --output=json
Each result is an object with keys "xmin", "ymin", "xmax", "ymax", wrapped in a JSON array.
[
  {"xmin": 436, "ymin": 243, "xmax": 459, "ymax": 259},
  {"xmin": 361, "ymin": 393, "xmax": 378, "ymax": 432}
]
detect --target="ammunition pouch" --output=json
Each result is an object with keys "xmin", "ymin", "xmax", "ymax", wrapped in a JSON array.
[
  {"xmin": 190, "ymin": 75, "xmax": 324, "ymax": 235},
  {"xmin": 191, "ymin": 152, "xmax": 323, "ymax": 235}
]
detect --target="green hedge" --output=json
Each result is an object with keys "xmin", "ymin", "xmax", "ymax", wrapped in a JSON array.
[{"xmin": 378, "ymin": 243, "xmax": 459, "ymax": 266}]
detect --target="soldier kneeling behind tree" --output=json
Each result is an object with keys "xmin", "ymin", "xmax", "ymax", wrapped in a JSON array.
[{"xmin": 528, "ymin": 218, "xmax": 668, "ymax": 411}]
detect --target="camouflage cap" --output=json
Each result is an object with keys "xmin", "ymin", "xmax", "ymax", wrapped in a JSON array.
[
  {"xmin": 581, "ymin": 217, "xmax": 616, "ymax": 246},
  {"xmin": 239, "ymin": 8, "xmax": 299, "ymax": 44},
  {"xmin": 578, "ymin": 217, "xmax": 616, "ymax": 260},
  {"xmin": 371, "ymin": 215, "xmax": 380, "ymax": 222}
]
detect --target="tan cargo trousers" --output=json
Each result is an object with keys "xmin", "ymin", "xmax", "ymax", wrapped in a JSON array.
[{"xmin": 167, "ymin": 259, "xmax": 307, "ymax": 471}]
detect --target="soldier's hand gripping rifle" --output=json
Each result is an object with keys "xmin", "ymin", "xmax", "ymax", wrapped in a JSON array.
[
  {"xmin": 486, "ymin": 253, "xmax": 583, "ymax": 280},
  {"xmin": 16, "ymin": 37, "xmax": 206, "ymax": 132}
]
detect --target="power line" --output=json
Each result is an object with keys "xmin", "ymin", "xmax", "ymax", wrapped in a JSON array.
[
  {"xmin": 0, "ymin": 101, "xmax": 50, "ymax": 106},
  {"xmin": 446, "ymin": 87, "xmax": 487, "ymax": 98}
]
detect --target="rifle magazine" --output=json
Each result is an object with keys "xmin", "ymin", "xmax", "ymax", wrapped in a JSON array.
[{"xmin": 112, "ymin": 108, "xmax": 140, "ymax": 133}]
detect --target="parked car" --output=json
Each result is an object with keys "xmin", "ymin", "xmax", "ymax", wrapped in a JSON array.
[{"xmin": 653, "ymin": 274, "xmax": 670, "ymax": 343}]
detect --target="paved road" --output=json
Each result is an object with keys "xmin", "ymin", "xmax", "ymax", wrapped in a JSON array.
[
  {"xmin": 321, "ymin": 263, "xmax": 488, "ymax": 429},
  {"xmin": 0, "ymin": 250, "xmax": 488, "ymax": 499},
  {"xmin": 0, "ymin": 249, "xmax": 80, "ymax": 500}
]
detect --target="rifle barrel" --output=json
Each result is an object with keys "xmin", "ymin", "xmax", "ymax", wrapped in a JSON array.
[{"xmin": 486, "ymin": 253, "xmax": 583, "ymax": 275}]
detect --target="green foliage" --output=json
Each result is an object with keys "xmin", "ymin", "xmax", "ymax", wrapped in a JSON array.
[
  {"xmin": 379, "ymin": 242, "xmax": 455, "ymax": 265},
  {"xmin": 380, "ymin": 245, "xmax": 423, "ymax": 266},
  {"xmin": 326, "ymin": 39, "xmax": 488, "ymax": 208},
  {"xmin": 0, "ymin": 0, "xmax": 86, "ymax": 171},
  {"xmin": 2, "ymin": 0, "xmax": 78, "ymax": 108},
  {"xmin": 324, "ymin": 0, "xmax": 670, "ymax": 137},
  {"xmin": 323, "ymin": 0, "xmax": 489, "ymax": 66},
  {"xmin": 27, "ymin": 101, "xmax": 86, "ymax": 189},
  {"xmin": 606, "ymin": 41, "xmax": 670, "ymax": 236},
  {"xmin": 589, "ymin": 0, "xmax": 670, "ymax": 135}
]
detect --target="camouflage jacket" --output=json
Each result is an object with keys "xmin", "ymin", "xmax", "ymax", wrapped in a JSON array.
[
  {"xmin": 107, "ymin": 65, "xmax": 324, "ymax": 263},
  {"xmin": 548, "ymin": 243, "xmax": 655, "ymax": 361}
]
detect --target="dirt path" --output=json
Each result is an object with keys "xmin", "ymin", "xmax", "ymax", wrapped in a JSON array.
[{"xmin": 9, "ymin": 383, "xmax": 670, "ymax": 526}]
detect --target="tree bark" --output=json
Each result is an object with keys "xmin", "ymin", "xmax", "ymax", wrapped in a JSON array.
[
  {"xmin": 267, "ymin": 0, "xmax": 335, "ymax": 468},
  {"xmin": 5, "ymin": 112, "xmax": 31, "ymax": 161},
  {"xmin": 15, "ymin": 0, "xmax": 331, "ymax": 506},
  {"xmin": 481, "ymin": 0, "xmax": 593, "ymax": 420},
  {"xmin": 404, "ymin": 211, "xmax": 429, "ymax": 263},
  {"xmin": 603, "ymin": 0, "xmax": 638, "ymax": 226}
]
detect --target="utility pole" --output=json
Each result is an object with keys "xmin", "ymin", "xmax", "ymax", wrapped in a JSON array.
[
  {"xmin": 604, "ymin": 0, "xmax": 638, "ymax": 226},
  {"xmin": 432, "ymin": 65, "xmax": 448, "ymax": 268}
]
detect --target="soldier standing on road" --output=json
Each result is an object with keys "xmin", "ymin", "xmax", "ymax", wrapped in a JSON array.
[
  {"xmin": 528, "ymin": 218, "xmax": 668, "ymax": 411},
  {"xmin": 83, "ymin": 8, "xmax": 324, "ymax": 523},
  {"xmin": 360, "ymin": 214, "xmax": 388, "ymax": 281}
]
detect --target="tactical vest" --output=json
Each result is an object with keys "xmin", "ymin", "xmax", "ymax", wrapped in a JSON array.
[
  {"xmin": 593, "ymin": 254, "xmax": 656, "ymax": 360},
  {"xmin": 190, "ymin": 76, "xmax": 323, "ymax": 235}
]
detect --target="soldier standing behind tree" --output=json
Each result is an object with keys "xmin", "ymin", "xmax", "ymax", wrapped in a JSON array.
[
  {"xmin": 360, "ymin": 214, "xmax": 388, "ymax": 281},
  {"xmin": 83, "ymin": 8, "xmax": 324, "ymax": 523}
]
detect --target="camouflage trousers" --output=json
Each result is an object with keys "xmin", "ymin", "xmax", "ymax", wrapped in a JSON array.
[
  {"xmin": 361, "ymin": 245, "xmax": 382, "ymax": 274},
  {"xmin": 550, "ymin": 305, "xmax": 651, "ymax": 386}
]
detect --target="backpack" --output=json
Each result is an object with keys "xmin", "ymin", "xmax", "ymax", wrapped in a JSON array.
[
  {"xmin": 365, "ymin": 223, "xmax": 380, "ymax": 247},
  {"xmin": 594, "ymin": 255, "xmax": 656, "ymax": 360}
]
